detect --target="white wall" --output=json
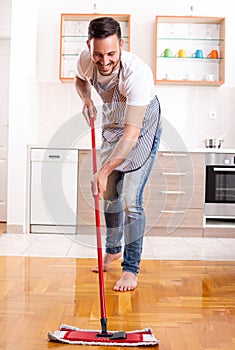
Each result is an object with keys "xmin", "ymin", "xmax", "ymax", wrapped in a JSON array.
[
  {"xmin": 7, "ymin": 0, "xmax": 38, "ymax": 228},
  {"xmin": 36, "ymin": 0, "xmax": 235, "ymax": 149},
  {"xmin": 37, "ymin": 0, "xmax": 235, "ymax": 83},
  {"xmin": 0, "ymin": 0, "xmax": 12, "ymax": 37},
  {"xmin": 2, "ymin": 0, "xmax": 235, "ymax": 229}
]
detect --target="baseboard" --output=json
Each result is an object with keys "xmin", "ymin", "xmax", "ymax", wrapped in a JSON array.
[{"xmin": 6, "ymin": 225, "xmax": 24, "ymax": 234}]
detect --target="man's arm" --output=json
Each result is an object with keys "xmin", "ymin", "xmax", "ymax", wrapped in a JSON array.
[
  {"xmin": 101, "ymin": 105, "xmax": 146, "ymax": 171},
  {"xmin": 75, "ymin": 75, "xmax": 97, "ymax": 125},
  {"xmin": 91, "ymin": 105, "xmax": 147, "ymax": 197}
]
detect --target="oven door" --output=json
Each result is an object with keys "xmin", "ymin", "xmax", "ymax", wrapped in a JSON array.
[{"xmin": 205, "ymin": 165, "xmax": 235, "ymax": 217}]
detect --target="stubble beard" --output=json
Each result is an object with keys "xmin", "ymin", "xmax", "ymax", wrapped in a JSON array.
[{"xmin": 97, "ymin": 53, "xmax": 121, "ymax": 77}]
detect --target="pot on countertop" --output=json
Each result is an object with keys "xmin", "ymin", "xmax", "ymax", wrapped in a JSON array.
[{"xmin": 204, "ymin": 138, "xmax": 224, "ymax": 148}]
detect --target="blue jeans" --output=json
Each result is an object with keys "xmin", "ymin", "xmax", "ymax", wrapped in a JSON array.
[{"xmin": 103, "ymin": 125, "xmax": 162, "ymax": 275}]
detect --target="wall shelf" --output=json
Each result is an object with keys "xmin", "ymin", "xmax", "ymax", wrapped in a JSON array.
[{"xmin": 154, "ymin": 16, "xmax": 225, "ymax": 86}]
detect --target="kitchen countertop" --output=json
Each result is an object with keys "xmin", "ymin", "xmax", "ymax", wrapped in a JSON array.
[
  {"xmin": 158, "ymin": 146, "xmax": 235, "ymax": 153},
  {"xmin": 183, "ymin": 148, "xmax": 235, "ymax": 153},
  {"xmin": 27, "ymin": 144, "xmax": 235, "ymax": 153}
]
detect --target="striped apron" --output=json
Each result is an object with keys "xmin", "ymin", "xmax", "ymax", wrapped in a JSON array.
[{"xmin": 90, "ymin": 64, "xmax": 161, "ymax": 173}]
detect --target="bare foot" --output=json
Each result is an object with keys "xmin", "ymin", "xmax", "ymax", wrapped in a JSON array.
[
  {"xmin": 113, "ymin": 271, "xmax": 137, "ymax": 292},
  {"xmin": 91, "ymin": 252, "xmax": 122, "ymax": 273}
]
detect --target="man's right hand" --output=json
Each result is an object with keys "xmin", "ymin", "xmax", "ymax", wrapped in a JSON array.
[
  {"xmin": 82, "ymin": 101, "xmax": 97, "ymax": 126},
  {"xmin": 74, "ymin": 75, "xmax": 97, "ymax": 126}
]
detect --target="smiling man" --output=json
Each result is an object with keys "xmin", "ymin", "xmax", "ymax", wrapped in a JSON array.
[
  {"xmin": 75, "ymin": 17, "xmax": 162, "ymax": 292},
  {"xmin": 89, "ymin": 34, "xmax": 120, "ymax": 76}
]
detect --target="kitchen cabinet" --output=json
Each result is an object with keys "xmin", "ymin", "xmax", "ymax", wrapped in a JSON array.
[
  {"xmin": 76, "ymin": 150, "xmax": 235, "ymax": 237},
  {"xmin": 77, "ymin": 150, "xmax": 206, "ymax": 237},
  {"xmin": 60, "ymin": 13, "xmax": 131, "ymax": 82},
  {"xmin": 145, "ymin": 152, "xmax": 205, "ymax": 236},
  {"xmin": 154, "ymin": 16, "xmax": 225, "ymax": 86},
  {"xmin": 28, "ymin": 148, "xmax": 79, "ymax": 234},
  {"xmin": 26, "ymin": 147, "xmax": 234, "ymax": 237}
]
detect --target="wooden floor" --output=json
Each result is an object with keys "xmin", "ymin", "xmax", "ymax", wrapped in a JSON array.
[
  {"xmin": 0, "ymin": 256, "xmax": 234, "ymax": 350},
  {"xmin": 0, "ymin": 222, "xmax": 6, "ymax": 234}
]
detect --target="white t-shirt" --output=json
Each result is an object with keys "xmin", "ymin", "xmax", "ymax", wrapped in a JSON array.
[{"xmin": 76, "ymin": 49, "xmax": 155, "ymax": 106}]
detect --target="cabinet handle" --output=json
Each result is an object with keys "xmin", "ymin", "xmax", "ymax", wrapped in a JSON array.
[
  {"xmin": 160, "ymin": 190, "xmax": 186, "ymax": 194},
  {"xmin": 213, "ymin": 167, "xmax": 235, "ymax": 172},
  {"xmin": 161, "ymin": 153, "xmax": 187, "ymax": 157},
  {"xmin": 48, "ymin": 155, "xmax": 61, "ymax": 159},
  {"xmin": 161, "ymin": 210, "xmax": 186, "ymax": 214},
  {"xmin": 161, "ymin": 172, "xmax": 186, "ymax": 176}
]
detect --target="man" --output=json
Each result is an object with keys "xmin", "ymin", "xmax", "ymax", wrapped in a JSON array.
[{"xmin": 75, "ymin": 17, "xmax": 161, "ymax": 292}]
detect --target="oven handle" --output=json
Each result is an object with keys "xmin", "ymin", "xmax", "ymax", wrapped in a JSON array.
[{"xmin": 213, "ymin": 167, "xmax": 235, "ymax": 172}]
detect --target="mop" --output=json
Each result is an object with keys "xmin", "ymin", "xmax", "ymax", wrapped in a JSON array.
[{"xmin": 48, "ymin": 116, "xmax": 159, "ymax": 346}]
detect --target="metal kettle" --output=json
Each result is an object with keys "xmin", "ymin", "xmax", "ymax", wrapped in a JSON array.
[{"xmin": 204, "ymin": 138, "xmax": 224, "ymax": 148}]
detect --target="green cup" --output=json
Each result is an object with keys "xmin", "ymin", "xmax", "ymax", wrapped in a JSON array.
[{"xmin": 161, "ymin": 48, "xmax": 172, "ymax": 57}]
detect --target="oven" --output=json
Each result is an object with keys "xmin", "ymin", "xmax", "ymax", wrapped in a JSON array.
[{"xmin": 205, "ymin": 153, "xmax": 235, "ymax": 218}]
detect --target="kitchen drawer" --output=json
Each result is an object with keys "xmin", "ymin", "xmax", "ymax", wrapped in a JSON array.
[
  {"xmin": 151, "ymin": 167, "xmax": 205, "ymax": 187},
  {"xmin": 146, "ymin": 171, "xmax": 205, "ymax": 209},
  {"xmin": 145, "ymin": 188, "xmax": 204, "ymax": 210},
  {"xmin": 155, "ymin": 152, "xmax": 205, "ymax": 173},
  {"xmin": 146, "ymin": 208, "xmax": 204, "ymax": 229}
]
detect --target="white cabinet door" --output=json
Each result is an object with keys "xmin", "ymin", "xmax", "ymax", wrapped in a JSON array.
[{"xmin": 30, "ymin": 148, "xmax": 78, "ymax": 233}]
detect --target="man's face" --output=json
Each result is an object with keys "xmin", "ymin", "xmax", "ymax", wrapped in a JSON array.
[{"xmin": 87, "ymin": 34, "xmax": 124, "ymax": 76}]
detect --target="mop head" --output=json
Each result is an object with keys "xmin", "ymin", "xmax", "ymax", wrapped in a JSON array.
[{"xmin": 48, "ymin": 324, "xmax": 159, "ymax": 346}]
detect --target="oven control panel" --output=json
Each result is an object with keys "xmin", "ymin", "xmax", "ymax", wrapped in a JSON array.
[{"xmin": 206, "ymin": 153, "xmax": 235, "ymax": 166}]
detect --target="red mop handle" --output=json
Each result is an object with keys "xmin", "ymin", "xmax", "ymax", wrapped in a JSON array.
[{"xmin": 90, "ymin": 116, "xmax": 107, "ymax": 322}]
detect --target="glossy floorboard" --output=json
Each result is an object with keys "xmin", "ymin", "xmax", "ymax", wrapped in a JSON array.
[
  {"xmin": 0, "ymin": 256, "xmax": 234, "ymax": 350},
  {"xmin": 0, "ymin": 222, "xmax": 6, "ymax": 234}
]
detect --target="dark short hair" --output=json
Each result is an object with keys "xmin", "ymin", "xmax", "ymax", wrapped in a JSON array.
[{"xmin": 88, "ymin": 17, "xmax": 122, "ymax": 42}]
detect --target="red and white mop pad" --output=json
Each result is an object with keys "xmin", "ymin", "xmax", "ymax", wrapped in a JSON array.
[{"xmin": 48, "ymin": 324, "xmax": 160, "ymax": 346}]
